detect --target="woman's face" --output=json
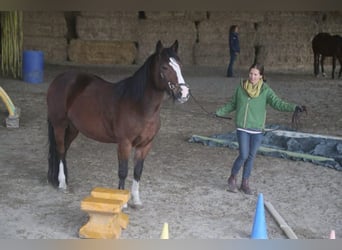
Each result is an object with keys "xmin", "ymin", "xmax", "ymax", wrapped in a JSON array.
[{"xmin": 248, "ymin": 68, "xmax": 263, "ymax": 84}]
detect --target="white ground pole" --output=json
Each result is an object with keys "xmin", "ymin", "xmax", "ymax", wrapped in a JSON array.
[{"xmin": 270, "ymin": 130, "xmax": 342, "ymax": 141}]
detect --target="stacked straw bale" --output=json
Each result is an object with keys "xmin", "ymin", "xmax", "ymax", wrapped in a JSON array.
[
  {"xmin": 21, "ymin": 11, "xmax": 342, "ymax": 73},
  {"xmin": 23, "ymin": 11, "xmax": 67, "ymax": 62}
]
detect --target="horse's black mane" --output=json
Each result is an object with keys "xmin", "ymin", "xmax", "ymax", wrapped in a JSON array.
[
  {"xmin": 114, "ymin": 53, "xmax": 154, "ymax": 101},
  {"xmin": 114, "ymin": 46, "xmax": 179, "ymax": 101}
]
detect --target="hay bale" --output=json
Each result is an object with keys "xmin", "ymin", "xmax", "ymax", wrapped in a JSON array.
[
  {"xmin": 23, "ymin": 11, "xmax": 67, "ymax": 62},
  {"xmin": 68, "ymin": 40, "xmax": 137, "ymax": 65},
  {"xmin": 80, "ymin": 11, "xmax": 138, "ymax": 18},
  {"xmin": 21, "ymin": 10, "xmax": 342, "ymax": 71},
  {"xmin": 144, "ymin": 11, "xmax": 207, "ymax": 21},
  {"xmin": 23, "ymin": 11, "xmax": 66, "ymax": 37},
  {"xmin": 24, "ymin": 37, "xmax": 67, "ymax": 62},
  {"xmin": 135, "ymin": 19, "xmax": 196, "ymax": 65},
  {"xmin": 194, "ymin": 43, "xmax": 228, "ymax": 66},
  {"xmin": 77, "ymin": 15, "xmax": 139, "ymax": 41}
]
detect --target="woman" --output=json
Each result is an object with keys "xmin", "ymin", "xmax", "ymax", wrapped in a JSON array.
[
  {"xmin": 215, "ymin": 63, "xmax": 305, "ymax": 195},
  {"xmin": 227, "ymin": 25, "xmax": 240, "ymax": 77}
]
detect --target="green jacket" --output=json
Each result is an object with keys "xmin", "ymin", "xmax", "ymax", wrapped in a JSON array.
[{"xmin": 215, "ymin": 81, "xmax": 297, "ymax": 130}]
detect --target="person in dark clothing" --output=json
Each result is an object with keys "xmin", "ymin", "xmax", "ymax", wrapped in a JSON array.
[{"xmin": 227, "ymin": 25, "xmax": 240, "ymax": 77}]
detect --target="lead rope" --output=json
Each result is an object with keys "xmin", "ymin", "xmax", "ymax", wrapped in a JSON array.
[
  {"xmin": 189, "ymin": 91, "xmax": 232, "ymax": 120},
  {"xmin": 189, "ymin": 91, "xmax": 282, "ymax": 134}
]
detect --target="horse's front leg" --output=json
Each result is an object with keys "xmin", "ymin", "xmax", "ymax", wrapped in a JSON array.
[
  {"xmin": 131, "ymin": 141, "xmax": 153, "ymax": 208},
  {"xmin": 314, "ymin": 53, "xmax": 319, "ymax": 77},
  {"xmin": 332, "ymin": 56, "xmax": 336, "ymax": 79},
  {"xmin": 321, "ymin": 56, "xmax": 326, "ymax": 77},
  {"xmin": 117, "ymin": 141, "xmax": 132, "ymax": 190}
]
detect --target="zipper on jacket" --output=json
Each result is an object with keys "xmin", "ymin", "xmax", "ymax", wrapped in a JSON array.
[{"xmin": 243, "ymin": 98, "xmax": 250, "ymax": 128}]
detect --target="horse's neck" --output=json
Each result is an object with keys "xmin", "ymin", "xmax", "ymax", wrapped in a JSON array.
[
  {"xmin": 135, "ymin": 60, "xmax": 165, "ymax": 114},
  {"xmin": 142, "ymin": 79, "xmax": 165, "ymax": 112}
]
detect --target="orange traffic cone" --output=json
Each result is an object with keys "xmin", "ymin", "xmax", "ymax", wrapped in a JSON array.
[{"xmin": 329, "ymin": 230, "xmax": 336, "ymax": 239}]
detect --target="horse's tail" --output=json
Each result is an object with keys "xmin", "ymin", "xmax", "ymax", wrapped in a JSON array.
[{"xmin": 47, "ymin": 119, "xmax": 62, "ymax": 187}]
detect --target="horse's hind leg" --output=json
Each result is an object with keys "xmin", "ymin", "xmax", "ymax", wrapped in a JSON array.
[
  {"xmin": 55, "ymin": 126, "xmax": 70, "ymax": 189},
  {"xmin": 48, "ymin": 120, "xmax": 60, "ymax": 187},
  {"xmin": 48, "ymin": 120, "xmax": 78, "ymax": 190},
  {"xmin": 48, "ymin": 120, "xmax": 68, "ymax": 189},
  {"xmin": 65, "ymin": 123, "xmax": 79, "ymax": 153},
  {"xmin": 61, "ymin": 123, "xmax": 79, "ymax": 188}
]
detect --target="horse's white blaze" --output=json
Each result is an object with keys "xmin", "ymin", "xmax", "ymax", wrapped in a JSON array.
[
  {"xmin": 169, "ymin": 57, "xmax": 190, "ymax": 103},
  {"xmin": 169, "ymin": 57, "xmax": 185, "ymax": 83},
  {"xmin": 131, "ymin": 179, "xmax": 142, "ymax": 205},
  {"xmin": 58, "ymin": 160, "xmax": 67, "ymax": 189}
]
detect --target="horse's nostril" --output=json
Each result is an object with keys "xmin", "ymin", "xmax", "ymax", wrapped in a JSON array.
[{"xmin": 176, "ymin": 91, "xmax": 190, "ymax": 103}]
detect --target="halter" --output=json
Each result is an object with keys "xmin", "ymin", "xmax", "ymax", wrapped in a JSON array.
[
  {"xmin": 159, "ymin": 57, "xmax": 185, "ymax": 91},
  {"xmin": 167, "ymin": 81, "xmax": 176, "ymax": 90},
  {"xmin": 167, "ymin": 81, "xmax": 189, "ymax": 90},
  {"xmin": 158, "ymin": 56, "xmax": 190, "ymax": 104}
]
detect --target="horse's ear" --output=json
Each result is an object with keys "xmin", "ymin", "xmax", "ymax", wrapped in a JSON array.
[
  {"xmin": 171, "ymin": 40, "xmax": 179, "ymax": 53},
  {"xmin": 156, "ymin": 40, "xmax": 163, "ymax": 54}
]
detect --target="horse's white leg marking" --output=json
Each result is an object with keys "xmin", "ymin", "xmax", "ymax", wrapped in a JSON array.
[
  {"xmin": 131, "ymin": 179, "xmax": 142, "ymax": 206},
  {"xmin": 58, "ymin": 160, "xmax": 67, "ymax": 189}
]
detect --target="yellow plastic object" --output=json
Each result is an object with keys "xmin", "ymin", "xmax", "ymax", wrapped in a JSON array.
[
  {"xmin": 160, "ymin": 223, "xmax": 169, "ymax": 239},
  {"xmin": 0, "ymin": 86, "xmax": 16, "ymax": 116},
  {"xmin": 0, "ymin": 86, "xmax": 20, "ymax": 128}
]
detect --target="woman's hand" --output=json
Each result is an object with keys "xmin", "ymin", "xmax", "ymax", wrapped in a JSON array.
[{"xmin": 292, "ymin": 105, "xmax": 307, "ymax": 130}]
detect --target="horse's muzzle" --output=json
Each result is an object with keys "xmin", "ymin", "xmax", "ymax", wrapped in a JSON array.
[{"xmin": 176, "ymin": 83, "xmax": 190, "ymax": 103}]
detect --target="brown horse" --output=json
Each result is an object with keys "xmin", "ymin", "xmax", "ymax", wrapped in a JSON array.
[
  {"xmin": 46, "ymin": 40, "xmax": 190, "ymax": 207},
  {"xmin": 312, "ymin": 32, "xmax": 342, "ymax": 79}
]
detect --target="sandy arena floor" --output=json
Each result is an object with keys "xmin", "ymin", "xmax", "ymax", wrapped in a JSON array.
[{"xmin": 0, "ymin": 63, "xmax": 341, "ymax": 239}]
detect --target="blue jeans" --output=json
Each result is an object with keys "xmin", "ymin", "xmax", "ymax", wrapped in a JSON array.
[
  {"xmin": 227, "ymin": 52, "xmax": 237, "ymax": 77},
  {"xmin": 231, "ymin": 130, "xmax": 263, "ymax": 179}
]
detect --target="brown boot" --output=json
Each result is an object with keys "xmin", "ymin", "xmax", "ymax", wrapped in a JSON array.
[
  {"xmin": 227, "ymin": 174, "xmax": 238, "ymax": 193},
  {"xmin": 240, "ymin": 178, "xmax": 252, "ymax": 195}
]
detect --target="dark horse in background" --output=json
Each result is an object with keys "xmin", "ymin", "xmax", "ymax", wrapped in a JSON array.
[
  {"xmin": 46, "ymin": 40, "xmax": 190, "ymax": 207},
  {"xmin": 312, "ymin": 32, "xmax": 342, "ymax": 79}
]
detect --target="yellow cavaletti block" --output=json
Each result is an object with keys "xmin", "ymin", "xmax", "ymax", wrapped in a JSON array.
[
  {"xmin": 91, "ymin": 187, "xmax": 131, "ymax": 204},
  {"xmin": 118, "ymin": 212, "xmax": 129, "ymax": 229},
  {"xmin": 81, "ymin": 196, "xmax": 123, "ymax": 214},
  {"xmin": 79, "ymin": 187, "xmax": 130, "ymax": 239}
]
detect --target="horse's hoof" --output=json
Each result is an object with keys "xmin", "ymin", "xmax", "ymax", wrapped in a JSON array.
[
  {"xmin": 59, "ymin": 188, "xmax": 70, "ymax": 194},
  {"xmin": 122, "ymin": 203, "xmax": 128, "ymax": 210},
  {"xmin": 128, "ymin": 201, "xmax": 143, "ymax": 209},
  {"xmin": 58, "ymin": 186, "xmax": 70, "ymax": 194}
]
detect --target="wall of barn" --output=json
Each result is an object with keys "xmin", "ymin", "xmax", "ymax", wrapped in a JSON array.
[{"xmin": 22, "ymin": 11, "xmax": 342, "ymax": 73}]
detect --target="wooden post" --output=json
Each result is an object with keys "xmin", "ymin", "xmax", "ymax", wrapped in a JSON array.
[{"xmin": 264, "ymin": 201, "xmax": 298, "ymax": 239}]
